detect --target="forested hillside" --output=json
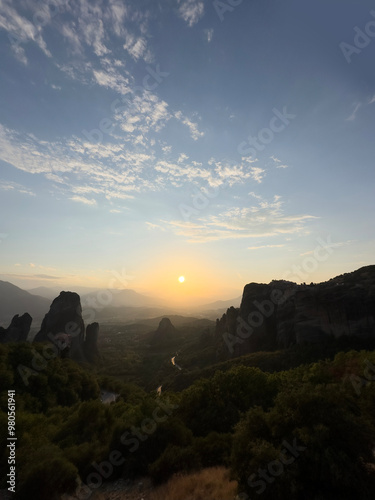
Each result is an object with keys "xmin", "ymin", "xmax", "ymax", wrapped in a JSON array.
[{"xmin": 1, "ymin": 341, "xmax": 375, "ymax": 499}]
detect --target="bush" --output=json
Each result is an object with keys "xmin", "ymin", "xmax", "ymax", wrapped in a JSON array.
[
  {"xmin": 231, "ymin": 383, "xmax": 375, "ymax": 499},
  {"xmin": 17, "ymin": 456, "xmax": 78, "ymax": 500},
  {"xmin": 149, "ymin": 444, "xmax": 201, "ymax": 484},
  {"xmin": 178, "ymin": 366, "xmax": 278, "ymax": 435},
  {"xmin": 192, "ymin": 432, "xmax": 232, "ymax": 468}
]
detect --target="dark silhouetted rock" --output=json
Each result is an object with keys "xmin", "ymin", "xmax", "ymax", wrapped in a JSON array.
[
  {"xmin": 220, "ymin": 266, "xmax": 375, "ymax": 356},
  {"xmin": 34, "ymin": 291, "xmax": 85, "ymax": 360},
  {"xmin": 151, "ymin": 317, "xmax": 176, "ymax": 344},
  {"xmin": 0, "ymin": 313, "xmax": 32, "ymax": 343},
  {"xmin": 84, "ymin": 322, "xmax": 100, "ymax": 362}
]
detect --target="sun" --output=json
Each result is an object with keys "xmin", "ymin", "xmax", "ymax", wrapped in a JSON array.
[{"xmin": 178, "ymin": 276, "xmax": 185, "ymax": 283}]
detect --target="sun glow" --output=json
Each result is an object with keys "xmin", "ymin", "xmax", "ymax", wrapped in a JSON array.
[{"xmin": 178, "ymin": 276, "xmax": 185, "ymax": 283}]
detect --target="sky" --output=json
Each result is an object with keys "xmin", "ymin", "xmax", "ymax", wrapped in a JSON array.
[{"xmin": 0, "ymin": 0, "xmax": 374, "ymax": 305}]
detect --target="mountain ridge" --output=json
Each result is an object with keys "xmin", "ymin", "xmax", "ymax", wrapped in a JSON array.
[{"xmin": 0, "ymin": 280, "xmax": 51, "ymax": 325}]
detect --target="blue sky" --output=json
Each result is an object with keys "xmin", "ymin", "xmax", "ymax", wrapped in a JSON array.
[{"xmin": 0, "ymin": 0, "xmax": 374, "ymax": 304}]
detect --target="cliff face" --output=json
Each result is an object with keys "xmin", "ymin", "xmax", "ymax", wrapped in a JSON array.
[
  {"xmin": 151, "ymin": 317, "xmax": 176, "ymax": 345},
  {"xmin": 84, "ymin": 322, "xmax": 100, "ymax": 363},
  {"xmin": 34, "ymin": 291, "xmax": 85, "ymax": 359},
  {"xmin": 34, "ymin": 291, "xmax": 99, "ymax": 362},
  {"xmin": 0, "ymin": 313, "xmax": 32, "ymax": 343},
  {"xmin": 219, "ymin": 266, "xmax": 375, "ymax": 355},
  {"xmin": 277, "ymin": 280, "xmax": 375, "ymax": 347}
]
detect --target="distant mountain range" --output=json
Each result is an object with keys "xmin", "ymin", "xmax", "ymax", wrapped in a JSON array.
[
  {"xmin": 27, "ymin": 285, "xmax": 100, "ymax": 300},
  {"xmin": 0, "ymin": 281, "xmax": 238, "ymax": 327},
  {"xmin": 81, "ymin": 288, "xmax": 164, "ymax": 308},
  {"xmin": 27, "ymin": 286, "xmax": 62, "ymax": 300},
  {"xmin": 0, "ymin": 281, "xmax": 51, "ymax": 325},
  {"xmin": 23, "ymin": 284, "xmax": 241, "ymax": 322},
  {"xmin": 193, "ymin": 296, "xmax": 242, "ymax": 312}
]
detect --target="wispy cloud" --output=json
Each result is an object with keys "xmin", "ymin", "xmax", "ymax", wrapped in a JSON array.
[
  {"xmin": 175, "ymin": 111, "xmax": 204, "ymax": 140},
  {"xmin": 157, "ymin": 195, "xmax": 317, "ymax": 243},
  {"xmin": 346, "ymin": 102, "xmax": 361, "ymax": 122},
  {"xmin": 204, "ymin": 28, "xmax": 214, "ymax": 43},
  {"xmin": 178, "ymin": 0, "xmax": 205, "ymax": 27},
  {"xmin": 249, "ymin": 191, "xmax": 262, "ymax": 200},
  {"xmin": 60, "ymin": 23, "xmax": 84, "ymax": 55},
  {"xmin": 270, "ymin": 156, "xmax": 289, "ymax": 169},
  {"xmin": 0, "ymin": 0, "xmax": 52, "ymax": 63},
  {"xmin": 270, "ymin": 155, "xmax": 281, "ymax": 163},
  {"xmin": 1, "ymin": 273, "xmax": 61, "ymax": 281},
  {"xmin": 0, "ymin": 180, "xmax": 35, "ymax": 196},
  {"xmin": 249, "ymin": 167, "xmax": 265, "ymax": 183},
  {"xmin": 248, "ymin": 244, "xmax": 285, "ymax": 250},
  {"xmin": 178, "ymin": 153, "xmax": 189, "ymax": 163},
  {"xmin": 0, "ymin": 122, "xmax": 257, "ymax": 207},
  {"xmin": 93, "ymin": 65, "xmax": 131, "ymax": 95},
  {"xmin": 123, "ymin": 34, "xmax": 149, "ymax": 61},
  {"xmin": 70, "ymin": 195, "xmax": 98, "ymax": 206},
  {"xmin": 146, "ymin": 222, "xmax": 166, "ymax": 231},
  {"xmin": 299, "ymin": 239, "xmax": 354, "ymax": 256}
]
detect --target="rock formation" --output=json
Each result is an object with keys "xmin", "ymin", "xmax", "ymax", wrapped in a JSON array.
[
  {"xmin": 0, "ymin": 313, "xmax": 32, "ymax": 343},
  {"xmin": 34, "ymin": 291, "xmax": 97, "ymax": 362},
  {"xmin": 0, "ymin": 289, "xmax": 100, "ymax": 362},
  {"xmin": 151, "ymin": 317, "xmax": 176, "ymax": 345},
  {"xmin": 84, "ymin": 322, "xmax": 100, "ymax": 363},
  {"xmin": 218, "ymin": 266, "xmax": 375, "ymax": 356}
]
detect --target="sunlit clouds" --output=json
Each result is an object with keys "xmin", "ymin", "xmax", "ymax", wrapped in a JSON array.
[{"xmin": 0, "ymin": 0, "xmax": 373, "ymax": 296}]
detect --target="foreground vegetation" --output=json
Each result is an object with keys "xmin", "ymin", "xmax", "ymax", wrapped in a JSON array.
[{"xmin": 1, "ymin": 338, "xmax": 375, "ymax": 499}]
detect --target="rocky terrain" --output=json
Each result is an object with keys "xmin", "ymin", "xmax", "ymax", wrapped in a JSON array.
[
  {"xmin": 0, "ymin": 313, "xmax": 32, "ymax": 343},
  {"xmin": 150, "ymin": 317, "xmax": 177, "ymax": 345},
  {"xmin": 217, "ymin": 265, "xmax": 375, "ymax": 356},
  {"xmin": 0, "ymin": 290, "xmax": 100, "ymax": 363},
  {"xmin": 2, "ymin": 266, "xmax": 375, "ymax": 362}
]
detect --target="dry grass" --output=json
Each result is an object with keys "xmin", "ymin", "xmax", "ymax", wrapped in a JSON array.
[
  {"xmin": 88, "ymin": 467, "xmax": 237, "ymax": 500},
  {"xmin": 148, "ymin": 467, "xmax": 238, "ymax": 500}
]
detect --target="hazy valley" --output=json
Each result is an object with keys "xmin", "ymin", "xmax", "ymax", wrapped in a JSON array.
[{"xmin": 1, "ymin": 266, "xmax": 375, "ymax": 499}]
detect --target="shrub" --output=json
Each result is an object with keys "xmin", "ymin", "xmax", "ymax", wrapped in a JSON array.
[
  {"xmin": 149, "ymin": 444, "xmax": 201, "ymax": 484},
  {"xmin": 17, "ymin": 456, "xmax": 78, "ymax": 500}
]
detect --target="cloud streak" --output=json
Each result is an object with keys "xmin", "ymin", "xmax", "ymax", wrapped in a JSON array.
[
  {"xmin": 153, "ymin": 195, "xmax": 317, "ymax": 243},
  {"xmin": 0, "ymin": 179, "xmax": 35, "ymax": 196},
  {"xmin": 0, "ymin": 122, "xmax": 268, "ymax": 207},
  {"xmin": 178, "ymin": 0, "xmax": 205, "ymax": 27}
]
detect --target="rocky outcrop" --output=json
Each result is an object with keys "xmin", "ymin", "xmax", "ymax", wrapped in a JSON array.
[
  {"xmin": 0, "ymin": 313, "xmax": 32, "ymax": 343},
  {"xmin": 219, "ymin": 266, "xmax": 375, "ymax": 355},
  {"xmin": 151, "ymin": 317, "xmax": 176, "ymax": 345},
  {"xmin": 277, "ymin": 272, "xmax": 375, "ymax": 346},
  {"xmin": 0, "ymin": 289, "xmax": 100, "ymax": 362},
  {"xmin": 84, "ymin": 322, "xmax": 100, "ymax": 363},
  {"xmin": 34, "ymin": 291, "xmax": 86, "ymax": 361}
]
